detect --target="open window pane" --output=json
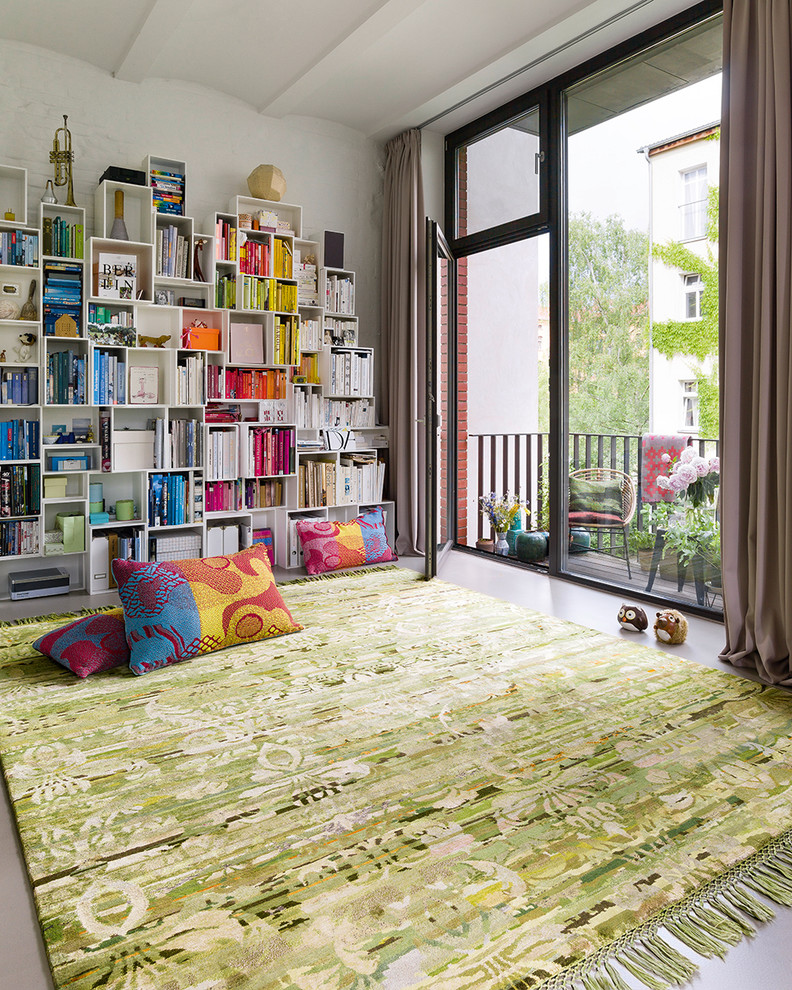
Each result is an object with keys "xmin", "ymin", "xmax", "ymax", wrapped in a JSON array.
[
  {"xmin": 457, "ymin": 235, "xmax": 549, "ymax": 554},
  {"xmin": 456, "ymin": 107, "xmax": 540, "ymax": 238}
]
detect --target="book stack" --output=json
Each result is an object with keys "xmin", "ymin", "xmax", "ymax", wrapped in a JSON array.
[
  {"xmin": 0, "ymin": 229, "xmax": 39, "ymax": 266},
  {"xmin": 176, "ymin": 352, "xmax": 205, "ymax": 405},
  {"xmin": 204, "ymin": 402, "xmax": 240, "ymax": 424},
  {"xmin": 205, "ymin": 479, "xmax": 240, "ymax": 513},
  {"xmin": 329, "ymin": 350, "xmax": 372, "ymax": 396},
  {"xmin": 148, "ymin": 472, "xmax": 192, "ymax": 527},
  {"xmin": 245, "ymin": 426, "xmax": 294, "ymax": 477},
  {"xmin": 43, "ymin": 261, "xmax": 82, "ymax": 335},
  {"xmin": 274, "ymin": 316, "xmax": 299, "ymax": 365},
  {"xmin": 239, "ymin": 235, "xmax": 270, "ymax": 276},
  {"xmin": 322, "ymin": 397, "xmax": 374, "ymax": 429},
  {"xmin": 0, "ymin": 367, "xmax": 38, "ymax": 405},
  {"xmin": 169, "ymin": 418, "xmax": 202, "ymax": 468},
  {"xmin": 214, "ymin": 219, "xmax": 237, "ymax": 260},
  {"xmin": 273, "ymin": 238, "xmax": 293, "ymax": 278},
  {"xmin": 206, "ymin": 365, "xmax": 225, "ymax": 401},
  {"xmin": 298, "ymin": 458, "xmax": 336, "ymax": 508},
  {"xmin": 206, "ymin": 428, "xmax": 237, "ymax": 480},
  {"xmin": 272, "ymin": 282, "xmax": 297, "ymax": 313},
  {"xmin": 42, "ymin": 216, "xmax": 84, "ymax": 259},
  {"xmin": 296, "ymin": 263, "xmax": 319, "ymax": 306},
  {"xmin": 0, "ymin": 518, "xmax": 38, "ymax": 555},
  {"xmin": 150, "ymin": 168, "xmax": 185, "ymax": 216},
  {"xmin": 250, "ymin": 527, "xmax": 274, "ymax": 566},
  {"xmin": 298, "ymin": 317, "xmax": 321, "ymax": 350},
  {"xmin": 156, "ymin": 225, "xmax": 189, "ymax": 278},
  {"xmin": 294, "ymin": 387, "xmax": 322, "ymax": 429},
  {"xmin": 215, "ymin": 272, "xmax": 236, "ymax": 308},
  {"xmin": 324, "ymin": 273, "xmax": 354, "ymax": 314},
  {"xmin": 0, "ymin": 419, "xmax": 40, "ymax": 460},
  {"xmin": 339, "ymin": 453, "xmax": 385, "ymax": 503},
  {"xmin": 46, "ymin": 350, "xmax": 86, "ymax": 405},
  {"xmin": 224, "ymin": 367, "xmax": 287, "ymax": 400},
  {"xmin": 295, "ymin": 352, "xmax": 319, "ymax": 383},
  {"xmin": 105, "ymin": 529, "xmax": 144, "ymax": 587},
  {"xmin": 0, "ymin": 463, "xmax": 40, "ymax": 516},
  {"xmin": 243, "ymin": 478, "xmax": 283, "ymax": 509},
  {"xmin": 92, "ymin": 348, "xmax": 126, "ymax": 405}
]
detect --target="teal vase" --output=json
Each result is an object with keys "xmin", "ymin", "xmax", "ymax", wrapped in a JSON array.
[
  {"xmin": 516, "ymin": 530, "xmax": 549, "ymax": 562},
  {"xmin": 506, "ymin": 516, "xmax": 523, "ymax": 556}
]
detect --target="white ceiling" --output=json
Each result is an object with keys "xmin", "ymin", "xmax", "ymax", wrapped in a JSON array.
[{"xmin": 1, "ymin": 0, "xmax": 703, "ymax": 140}]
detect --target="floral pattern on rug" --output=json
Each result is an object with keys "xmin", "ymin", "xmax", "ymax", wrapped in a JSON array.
[{"xmin": 1, "ymin": 568, "xmax": 792, "ymax": 990}]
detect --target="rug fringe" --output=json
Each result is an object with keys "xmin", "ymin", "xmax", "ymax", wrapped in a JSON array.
[
  {"xmin": 0, "ymin": 605, "xmax": 118, "ymax": 629},
  {"xmin": 281, "ymin": 563, "xmax": 406, "ymax": 587},
  {"xmin": 538, "ymin": 826, "xmax": 792, "ymax": 990}
]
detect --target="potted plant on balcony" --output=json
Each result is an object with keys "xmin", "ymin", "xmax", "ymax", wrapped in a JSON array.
[
  {"xmin": 656, "ymin": 447, "xmax": 720, "ymax": 590},
  {"xmin": 628, "ymin": 526, "xmax": 657, "ymax": 572}
]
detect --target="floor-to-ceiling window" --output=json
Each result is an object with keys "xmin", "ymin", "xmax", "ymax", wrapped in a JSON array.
[{"xmin": 442, "ymin": 2, "xmax": 723, "ymax": 614}]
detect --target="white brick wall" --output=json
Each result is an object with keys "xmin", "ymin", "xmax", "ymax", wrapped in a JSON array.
[{"xmin": 0, "ymin": 39, "xmax": 384, "ymax": 356}]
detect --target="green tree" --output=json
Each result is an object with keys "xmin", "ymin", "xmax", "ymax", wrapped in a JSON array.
[
  {"xmin": 651, "ymin": 184, "xmax": 719, "ymax": 438},
  {"xmin": 539, "ymin": 212, "xmax": 650, "ymax": 436}
]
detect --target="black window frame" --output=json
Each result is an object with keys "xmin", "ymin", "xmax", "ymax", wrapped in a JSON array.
[{"xmin": 441, "ymin": 0, "xmax": 723, "ymax": 617}]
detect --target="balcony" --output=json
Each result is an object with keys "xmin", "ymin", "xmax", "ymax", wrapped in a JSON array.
[{"xmin": 467, "ymin": 431, "xmax": 721, "ymax": 613}]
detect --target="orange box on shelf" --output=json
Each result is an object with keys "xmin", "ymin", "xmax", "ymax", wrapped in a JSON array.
[{"xmin": 182, "ymin": 322, "xmax": 220, "ymax": 350}]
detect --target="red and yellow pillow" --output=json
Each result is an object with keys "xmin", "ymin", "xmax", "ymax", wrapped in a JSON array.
[{"xmin": 113, "ymin": 543, "xmax": 302, "ymax": 675}]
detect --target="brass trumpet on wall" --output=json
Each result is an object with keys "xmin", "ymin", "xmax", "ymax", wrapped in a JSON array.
[{"xmin": 49, "ymin": 114, "xmax": 76, "ymax": 207}]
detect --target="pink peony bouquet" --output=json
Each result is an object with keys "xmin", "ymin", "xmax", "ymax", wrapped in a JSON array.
[{"xmin": 656, "ymin": 446, "xmax": 719, "ymax": 507}]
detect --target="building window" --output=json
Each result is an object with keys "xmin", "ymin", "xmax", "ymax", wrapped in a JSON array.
[
  {"xmin": 681, "ymin": 380, "xmax": 698, "ymax": 430},
  {"xmin": 684, "ymin": 273, "xmax": 704, "ymax": 319},
  {"xmin": 680, "ymin": 165, "xmax": 707, "ymax": 240}
]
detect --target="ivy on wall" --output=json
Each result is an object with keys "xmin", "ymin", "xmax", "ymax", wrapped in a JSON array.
[{"xmin": 651, "ymin": 183, "xmax": 719, "ymax": 435}]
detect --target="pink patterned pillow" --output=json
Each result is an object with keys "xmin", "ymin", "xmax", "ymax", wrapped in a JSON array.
[
  {"xmin": 295, "ymin": 506, "xmax": 397, "ymax": 576},
  {"xmin": 33, "ymin": 609, "xmax": 129, "ymax": 678}
]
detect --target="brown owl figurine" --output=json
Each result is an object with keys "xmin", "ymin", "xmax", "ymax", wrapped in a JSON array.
[
  {"xmin": 654, "ymin": 609, "xmax": 688, "ymax": 645},
  {"xmin": 617, "ymin": 603, "xmax": 648, "ymax": 632}
]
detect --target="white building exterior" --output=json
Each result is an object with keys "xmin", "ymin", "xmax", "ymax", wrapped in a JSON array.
[{"xmin": 645, "ymin": 124, "xmax": 720, "ymax": 435}]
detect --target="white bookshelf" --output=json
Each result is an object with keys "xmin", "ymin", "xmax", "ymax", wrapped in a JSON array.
[{"xmin": 0, "ymin": 161, "xmax": 391, "ymax": 598}]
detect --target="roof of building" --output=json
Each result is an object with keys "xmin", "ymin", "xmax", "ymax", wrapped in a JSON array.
[{"xmin": 638, "ymin": 121, "xmax": 721, "ymax": 157}]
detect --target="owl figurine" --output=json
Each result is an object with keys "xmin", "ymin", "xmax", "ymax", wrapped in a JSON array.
[
  {"xmin": 617, "ymin": 603, "xmax": 648, "ymax": 632},
  {"xmin": 654, "ymin": 609, "xmax": 688, "ymax": 645}
]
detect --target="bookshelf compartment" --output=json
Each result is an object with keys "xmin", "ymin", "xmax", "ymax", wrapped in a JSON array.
[
  {"xmin": 94, "ymin": 181, "xmax": 155, "ymax": 244},
  {"xmin": 0, "ymin": 166, "xmax": 28, "ymax": 228},
  {"xmin": 144, "ymin": 155, "xmax": 186, "ymax": 217}
]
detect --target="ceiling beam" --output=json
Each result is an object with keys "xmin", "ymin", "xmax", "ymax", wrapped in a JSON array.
[
  {"xmin": 114, "ymin": 0, "xmax": 197, "ymax": 83},
  {"xmin": 260, "ymin": 0, "xmax": 430, "ymax": 118}
]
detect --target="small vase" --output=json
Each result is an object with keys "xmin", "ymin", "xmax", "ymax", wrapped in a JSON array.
[
  {"xmin": 494, "ymin": 531, "xmax": 510, "ymax": 556},
  {"xmin": 110, "ymin": 189, "xmax": 130, "ymax": 240}
]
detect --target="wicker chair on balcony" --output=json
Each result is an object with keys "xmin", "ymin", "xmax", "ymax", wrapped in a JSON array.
[{"xmin": 568, "ymin": 467, "xmax": 637, "ymax": 578}]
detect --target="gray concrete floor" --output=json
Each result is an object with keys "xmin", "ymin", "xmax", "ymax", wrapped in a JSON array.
[{"xmin": 1, "ymin": 550, "xmax": 790, "ymax": 989}]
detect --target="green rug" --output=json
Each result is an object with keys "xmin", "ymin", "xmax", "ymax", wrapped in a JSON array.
[{"xmin": 2, "ymin": 568, "xmax": 792, "ymax": 990}]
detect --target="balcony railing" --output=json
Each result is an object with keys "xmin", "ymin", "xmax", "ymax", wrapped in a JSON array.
[{"xmin": 469, "ymin": 432, "xmax": 720, "ymax": 541}]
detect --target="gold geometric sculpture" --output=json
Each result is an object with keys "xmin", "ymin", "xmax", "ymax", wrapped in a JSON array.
[{"xmin": 54, "ymin": 314, "xmax": 78, "ymax": 337}]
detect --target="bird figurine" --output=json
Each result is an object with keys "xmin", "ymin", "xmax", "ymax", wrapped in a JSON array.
[
  {"xmin": 654, "ymin": 609, "xmax": 688, "ymax": 645},
  {"xmin": 617, "ymin": 603, "xmax": 648, "ymax": 632}
]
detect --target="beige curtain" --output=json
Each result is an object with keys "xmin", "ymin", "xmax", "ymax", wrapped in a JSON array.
[
  {"xmin": 719, "ymin": 0, "xmax": 792, "ymax": 683},
  {"xmin": 381, "ymin": 129, "xmax": 426, "ymax": 556}
]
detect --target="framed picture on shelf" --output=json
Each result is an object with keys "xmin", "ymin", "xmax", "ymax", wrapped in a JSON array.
[
  {"xmin": 229, "ymin": 323, "xmax": 264, "ymax": 365},
  {"xmin": 129, "ymin": 366, "xmax": 159, "ymax": 405}
]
